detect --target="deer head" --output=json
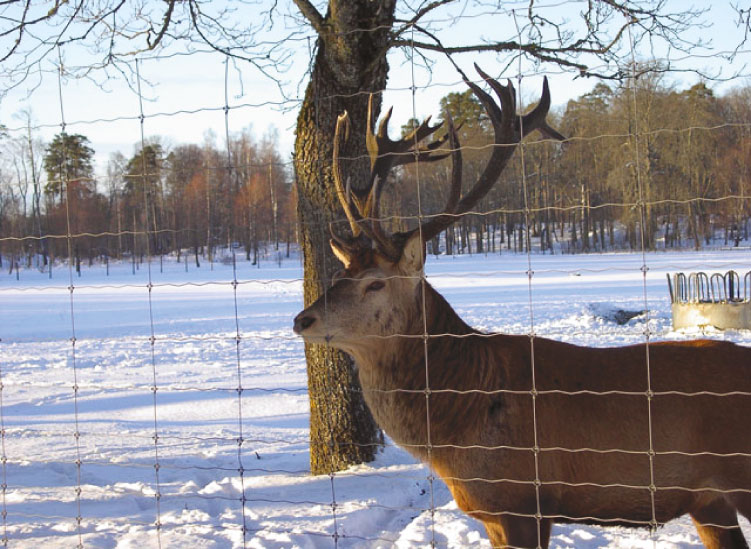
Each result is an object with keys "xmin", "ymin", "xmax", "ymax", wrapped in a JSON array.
[{"xmin": 294, "ymin": 65, "xmax": 564, "ymax": 355}]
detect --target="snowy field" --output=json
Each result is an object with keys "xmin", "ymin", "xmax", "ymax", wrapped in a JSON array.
[{"xmin": 2, "ymin": 247, "xmax": 750, "ymax": 548}]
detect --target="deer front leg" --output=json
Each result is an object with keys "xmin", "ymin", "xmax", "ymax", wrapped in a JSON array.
[
  {"xmin": 690, "ymin": 498, "xmax": 749, "ymax": 549},
  {"xmin": 483, "ymin": 516, "xmax": 551, "ymax": 549}
]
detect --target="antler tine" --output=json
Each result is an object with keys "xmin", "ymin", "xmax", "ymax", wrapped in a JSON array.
[
  {"xmin": 414, "ymin": 65, "xmax": 565, "ymax": 244},
  {"xmin": 389, "ymin": 130, "xmax": 452, "ymax": 169},
  {"xmin": 329, "ymin": 221, "xmax": 354, "ymax": 252},
  {"xmin": 412, "ymin": 112, "xmax": 464, "ymax": 243},
  {"xmin": 351, "ymin": 92, "xmax": 452, "ymax": 260},
  {"xmin": 518, "ymin": 77, "xmax": 566, "ymax": 141},
  {"xmin": 332, "ymin": 111, "xmax": 365, "ymax": 237},
  {"xmin": 328, "ymin": 98, "xmax": 400, "ymax": 260},
  {"xmin": 443, "ymin": 113, "xmax": 463, "ymax": 215},
  {"xmin": 464, "ymin": 64, "xmax": 514, "ymax": 134},
  {"xmin": 363, "ymin": 175, "xmax": 402, "ymax": 261},
  {"xmin": 519, "ymin": 75, "xmax": 549, "ymax": 134},
  {"xmin": 375, "ymin": 106, "xmax": 395, "ymax": 140},
  {"xmin": 401, "ymin": 115, "xmax": 439, "ymax": 148},
  {"xmin": 366, "ymin": 93, "xmax": 447, "ymax": 184},
  {"xmin": 366, "ymin": 94, "xmax": 386, "ymax": 178},
  {"xmin": 477, "ymin": 66, "xmax": 521, "ymax": 139}
]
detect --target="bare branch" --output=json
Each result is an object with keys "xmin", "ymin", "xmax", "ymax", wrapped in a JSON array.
[
  {"xmin": 146, "ymin": 0, "xmax": 176, "ymax": 50},
  {"xmin": 291, "ymin": 0, "xmax": 326, "ymax": 35},
  {"xmin": 732, "ymin": 2, "xmax": 751, "ymax": 56},
  {"xmin": 391, "ymin": 1, "xmax": 709, "ymax": 81},
  {"xmin": 392, "ymin": 35, "xmax": 592, "ymax": 75}
]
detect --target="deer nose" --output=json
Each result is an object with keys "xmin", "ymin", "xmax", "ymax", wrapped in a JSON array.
[{"xmin": 293, "ymin": 312, "xmax": 317, "ymax": 334}]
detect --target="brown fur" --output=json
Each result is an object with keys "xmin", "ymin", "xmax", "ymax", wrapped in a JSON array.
[{"xmin": 294, "ymin": 237, "xmax": 751, "ymax": 548}]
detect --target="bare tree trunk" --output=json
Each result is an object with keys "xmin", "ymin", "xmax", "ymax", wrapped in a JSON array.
[
  {"xmin": 293, "ymin": 0, "xmax": 396, "ymax": 474},
  {"xmin": 269, "ymin": 164, "xmax": 279, "ymax": 250}
]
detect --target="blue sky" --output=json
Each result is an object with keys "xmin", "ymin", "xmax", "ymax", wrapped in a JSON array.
[{"xmin": 1, "ymin": 0, "xmax": 748, "ymax": 178}]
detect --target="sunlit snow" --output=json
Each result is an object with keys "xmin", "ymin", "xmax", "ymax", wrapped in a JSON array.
[{"xmin": 2, "ymin": 248, "xmax": 749, "ymax": 547}]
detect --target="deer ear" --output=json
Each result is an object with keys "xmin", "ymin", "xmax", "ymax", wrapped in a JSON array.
[
  {"xmin": 399, "ymin": 232, "xmax": 425, "ymax": 275},
  {"xmin": 330, "ymin": 239, "xmax": 352, "ymax": 269}
]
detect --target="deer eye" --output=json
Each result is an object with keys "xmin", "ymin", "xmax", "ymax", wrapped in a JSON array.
[{"xmin": 365, "ymin": 280, "xmax": 385, "ymax": 293}]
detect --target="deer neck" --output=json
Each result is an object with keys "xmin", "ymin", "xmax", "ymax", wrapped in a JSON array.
[
  {"xmin": 350, "ymin": 280, "xmax": 479, "ymax": 396},
  {"xmin": 349, "ymin": 280, "xmax": 495, "ymax": 457}
]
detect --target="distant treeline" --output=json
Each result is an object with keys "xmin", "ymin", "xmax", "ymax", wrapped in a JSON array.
[
  {"xmin": 1, "ymin": 75, "xmax": 750, "ymax": 272},
  {"xmin": 390, "ymin": 75, "xmax": 751, "ymax": 255},
  {"xmin": 0, "ymin": 126, "xmax": 296, "ymax": 272}
]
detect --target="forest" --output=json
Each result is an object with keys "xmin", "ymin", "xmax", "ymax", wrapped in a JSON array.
[
  {"xmin": 395, "ymin": 74, "xmax": 751, "ymax": 257},
  {"xmin": 0, "ymin": 126, "xmax": 296, "ymax": 273},
  {"xmin": 1, "ymin": 74, "xmax": 750, "ymax": 273}
]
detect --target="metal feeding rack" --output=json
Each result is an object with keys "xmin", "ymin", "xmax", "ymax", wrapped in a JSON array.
[{"xmin": 667, "ymin": 270, "xmax": 751, "ymax": 330}]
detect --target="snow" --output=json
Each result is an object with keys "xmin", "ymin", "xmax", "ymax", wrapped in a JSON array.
[{"xmin": 1, "ymin": 248, "xmax": 750, "ymax": 547}]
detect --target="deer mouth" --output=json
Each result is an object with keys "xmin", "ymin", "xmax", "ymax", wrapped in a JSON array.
[
  {"xmin": 293, "ymin": 311, "xmax": 337, "ymax": 345},
  {"xmin": 293, "ymin": 312, "xmax": 316, "ymax": 335}
]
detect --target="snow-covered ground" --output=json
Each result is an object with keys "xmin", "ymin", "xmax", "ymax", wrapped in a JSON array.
[{"xmin": 2, "ymin": 248, "xmax": 750, "ymax": 548}]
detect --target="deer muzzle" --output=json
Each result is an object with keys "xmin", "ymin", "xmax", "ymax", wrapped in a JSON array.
[{"xmin": 293, "ymin": 310, "xmax": 318, "ymax": 335}]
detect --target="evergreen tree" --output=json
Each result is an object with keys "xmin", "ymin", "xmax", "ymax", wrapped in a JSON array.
[
  {"xmin": 43, "ymin": 133, "xmax": 95, "ymax": 201},
  {"xmin": 124, "ymin": 142, "xmax": 164, "ymax": 198}
]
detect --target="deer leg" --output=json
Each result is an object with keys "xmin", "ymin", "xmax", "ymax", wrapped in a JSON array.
[
  {"xmin": 483, "ymin": 517, "xmax": 551, "ymax": 549},
  {"xmin": 730, "ymin": 493, "xmax": 751, "ymax": 523},
  {"xmin": 483, "ymin": 520, "xmax": 508, "ymax": 548},
  {"xmin": 690, "ymin": 498, "xmax": 749, "ymax": 549}
]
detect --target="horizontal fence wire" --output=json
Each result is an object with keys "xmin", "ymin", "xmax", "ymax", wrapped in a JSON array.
[
  {"xmin": 2, "ymin": 6, "xmax": 751, "ymax": 547},
  {"xmin": 3, "ymin": 193, "xmax": 751, "ymax": 244}
]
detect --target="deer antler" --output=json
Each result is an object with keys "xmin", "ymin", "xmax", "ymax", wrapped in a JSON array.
[
  {"xmin": 330, "ymin": 65, "xmax": 565, "ymax": 262},
  {"xmin": 413, "ymin": 65, "xmax": 565, "ymax": 243},
  {"xmin": 331, "ymin": 111, "xmax": 363, "ymax": 237},
  {"xmin": 331, "ymin": 93, "xmax": 450, "ymax": 261},
  {"xmin": 366, "ymin": 94, "xmax": 451, "ymax": 188}
]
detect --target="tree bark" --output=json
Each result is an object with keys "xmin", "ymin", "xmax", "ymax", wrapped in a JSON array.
[{"xmin": 293, "ymin": 0, "xmax": 396, "ymax": 475}]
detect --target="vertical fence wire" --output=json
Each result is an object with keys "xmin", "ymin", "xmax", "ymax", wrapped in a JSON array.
[
  {"xmin": 743, "ymin": 124, "xmax": 750, "ymax": 242},
  {"xmin": 0, "ymin": 346, "xmax": 7, "ymax": 548},
  {"xmin": 306, "ymin": 35, "xmax": 341, "ymax": 548},
  {"xmin": 135, "ymin": 57, "xmax": 164, "ymax": 548},
  {"xmin": 627, "ymin": 27, "xmax": 660, "ymax": 544},
  {"xmin": 317, "ymin": 201, "xmax": 341, "ymax": 547},
  {"xmin": 2, "ymin": 19, "xmax": 751, "ymax": 548},
  {"xmin": 408, "ymin": 26, "xmax": 439, "ymax": 549},
  {"xmin": 512, "ymin": 12, "xmax": 545, "ymax": 547},
  {"xmin": 224, "ymin": 54, "xmax": 250, "ymax": 547},
  {"xmin": 322, "ymin": 219, "xmax": 341, "ymax": 549},
  {"xmin": 56, "ymin": 47, "xmax": 85, "ymax": 549}
]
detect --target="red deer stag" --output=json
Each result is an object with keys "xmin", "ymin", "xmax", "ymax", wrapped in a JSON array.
[{"xmin": 293, "ymin": 66, "xmax": 751, "ymax": 548}]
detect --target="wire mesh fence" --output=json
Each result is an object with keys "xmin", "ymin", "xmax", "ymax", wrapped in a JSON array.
[{"xmin": 2, "ymin": 4, "xmax": 751, "ymax": 548}]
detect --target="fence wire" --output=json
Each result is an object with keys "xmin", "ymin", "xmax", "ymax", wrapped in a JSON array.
[{"xmin": 1, "ymin": 11, "xmax": 751, "ymax": 549}]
